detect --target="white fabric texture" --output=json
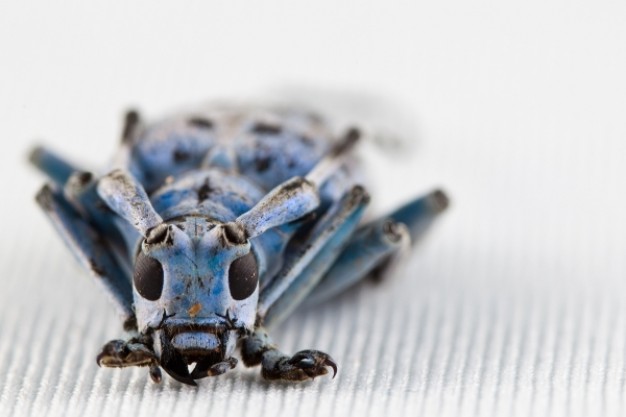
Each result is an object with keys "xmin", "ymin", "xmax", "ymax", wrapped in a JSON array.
[{"xmin": 1, "ymin": 2, "xmax": 625, "ymax": 416}]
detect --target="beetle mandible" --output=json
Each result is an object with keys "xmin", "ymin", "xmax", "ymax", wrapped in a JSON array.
[{"xmin": 30, "ymin": 104, "xmax": 448, "ymax": 385}]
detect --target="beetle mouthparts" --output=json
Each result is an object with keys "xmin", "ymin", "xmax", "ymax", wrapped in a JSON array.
[{"xmin": 170, "ymin": 331, "xmax": 220, "ymax": 352}]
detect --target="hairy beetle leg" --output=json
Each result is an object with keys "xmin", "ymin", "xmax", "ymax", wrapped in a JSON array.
[
  {"xmin": 97, "ymin": 338, "xmax": 157, "ymax": 369},
  {"xmin": 241, "ymin": 328, "xmax": 337, "ymax": 381},
  {"xmin": 262, "ymin": 350, "xmax": 337, "ymax": 381}
]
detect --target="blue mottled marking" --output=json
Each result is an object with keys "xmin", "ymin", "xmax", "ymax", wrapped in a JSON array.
[{"xmin": 30, "ymin": 104, "xmax": 449, "ymax": 385}]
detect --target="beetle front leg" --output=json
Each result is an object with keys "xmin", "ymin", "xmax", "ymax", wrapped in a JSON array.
[
  {"xmin": 97, "ymin": 335, "xmax": 163, "ymax": 383},
  {"xmin": 97, "ymin": 336, "xmax": 156, "ymax": 368},
  {"xmin": 241, "ymin": 327, "xmax": 337, "ymax": 381}
]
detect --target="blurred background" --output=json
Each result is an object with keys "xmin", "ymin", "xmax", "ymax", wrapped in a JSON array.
[{"xmin": 1, "ymin": 1, "xmax": 625, "ymax": 416}]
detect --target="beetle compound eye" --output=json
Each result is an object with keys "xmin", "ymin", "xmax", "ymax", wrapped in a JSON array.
[
  {"xmin": 133, "ymin": 252, "xmax": 164, "ymax": 301},
  {"xmin": 228, "ymin": 252, "xmax": 259, "ymax": 300}
]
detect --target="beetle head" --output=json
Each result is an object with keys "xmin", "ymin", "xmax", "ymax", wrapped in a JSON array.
[{"xmin": 128, "ymin": 217, "xmax": 259, "ymax": 383}]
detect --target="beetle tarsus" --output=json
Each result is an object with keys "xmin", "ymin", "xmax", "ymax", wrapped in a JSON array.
[
  {"xmin": 261, "ymin": 349, "xmax": 337, "ymax": 381},
  {"xmin": 96, "ymin": 338, "xmax": 157, "ymax": 368},
  {"xmin": 242, "ymin": 328, "xmax": 337, "ymax": 381}
]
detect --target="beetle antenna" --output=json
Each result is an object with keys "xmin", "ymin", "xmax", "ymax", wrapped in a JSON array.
[
  {"xmin": 97, "ymin": 169, "xmax": 163, "ymax": 237},
  {"xmin": 121, "ymin": 109, "xmax": 141, "ymax": 143},
  {"xmin": 306, "ymin": 127, "xmax": 360, "ymax": 185}
]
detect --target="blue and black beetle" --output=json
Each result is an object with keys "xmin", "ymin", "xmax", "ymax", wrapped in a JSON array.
[{"xmin": 29, "ymin": 104, "xmax": 448, "ymax": 385}]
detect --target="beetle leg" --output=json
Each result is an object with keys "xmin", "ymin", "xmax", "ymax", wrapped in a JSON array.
[
  {"xmin": 303, "ymin": 218, "xmax": 410, "ymax": 306},
  {"xmin": 35, "ymin": 184, "xmax": 136, "ymax": 330},
  {"xmin": 97, "ymin": 336, "xmax": 157, "ymax": 368},
  {"xmin": 304, "ymin": 188, "xmax": 450, "ymax": 305},
  {"xmin": 388, "ymin": 188, "xmax": 450, "ymax": 243},
  {"xmin": 120, "ymin": 109, "xmax": 142, "ymax": 144},
  {"xmin": 190, "ymin": 357, "xmax": 238, "ymax": 379},
  {"xmin": 305, "ymin": 127, "xmax": 360, "ymax": 185},
  {"xmin": 259, "ymin": 185, "xmax": 369, "ymax": 327},
  {"xmin": 29, "ymin": 145, "xmax": 84, "ymax": 187},
  {"xmin": 63, "ymin": 171, "xmax": 136, "ymax": 267},
  {"xmin": 96, "ymin": 335, "xmax": 165, "ymax": 383},
  {"xmin": 240, "ymin": 327, "xmax": 337, "ymax": 381}
]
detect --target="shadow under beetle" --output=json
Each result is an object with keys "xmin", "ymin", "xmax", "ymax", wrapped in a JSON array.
[{"xmin": 30, "ymin": 104, "xmax": 449, "ymax": 385}]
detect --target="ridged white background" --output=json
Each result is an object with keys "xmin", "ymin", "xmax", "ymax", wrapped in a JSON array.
[{"xmin": 1, "ymin": 1, "xmax": 625, "ymax": 416}]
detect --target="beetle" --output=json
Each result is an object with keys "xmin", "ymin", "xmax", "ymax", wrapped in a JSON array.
[{"xmin": 29, "ymin": 103, "xmax": 448, "ymax": 385}]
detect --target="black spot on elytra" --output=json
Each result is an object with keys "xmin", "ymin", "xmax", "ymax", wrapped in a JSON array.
[
  {"xmin": 255, "ymin": 156, "xmax": 272, "ymax": 172},
  {"xmin": 173, "ymin": 149, "xmax": 190, "ymax": 163},
  {"xmin": 188, "ymin": 117, "xmax": 214, "ymax": 129},
  {"xmin": 197, "ymin": 178, "xmax": 213, "ymax": 202},
  {"xmin": 252, "ymin": 122, "xmax": 282, "ymax": 135}
]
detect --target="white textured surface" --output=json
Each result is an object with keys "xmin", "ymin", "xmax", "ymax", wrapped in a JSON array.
[{"xmin": 1, "ymin": 1, "xmax": 626, "ymax": 416}]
